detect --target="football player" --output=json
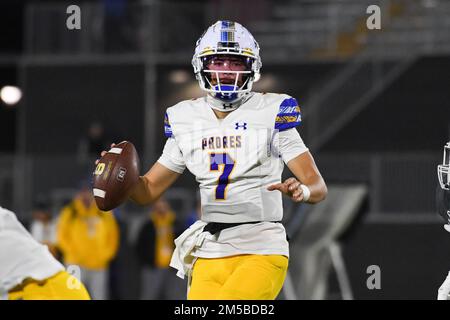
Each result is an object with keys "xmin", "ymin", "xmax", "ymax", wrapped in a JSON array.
[
  {"xmin": 100, "ymin": 20, "xmax": 327, "ymax": 299},
  {"xmin": 437, "ymin": 142, "xmax": 450, "ymax": 300},
  {"xmin": 0, "ymin": 206, "xmax": 90, "ymax": 300}
]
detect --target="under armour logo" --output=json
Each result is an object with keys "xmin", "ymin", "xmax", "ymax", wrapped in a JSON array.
[{"xmin": 235, "ymin": 122, "xmax": 247, "ymax": 130}]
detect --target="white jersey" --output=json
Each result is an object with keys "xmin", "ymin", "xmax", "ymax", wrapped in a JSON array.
[
  {"xmin": 0, "ymin": 207, "xmax": 64, "ymax": 295},
  {"xmin": 159, "ymin": 92, "xmax": 308, "ymax": 223},
  {"xmin": 161, "ymin": 92, "xmax": 309, "ymax": 272}
]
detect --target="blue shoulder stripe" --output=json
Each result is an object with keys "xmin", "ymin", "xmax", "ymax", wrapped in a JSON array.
[
  {"xmin": 164, "ymin": 112, "xmax": 172, "ymax": 138},
  {"xmin": 274, "ymin": 97, "xmax": 302, "ymax": 131}
]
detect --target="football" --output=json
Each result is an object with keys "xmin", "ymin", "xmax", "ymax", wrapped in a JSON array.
[{"xmin": 92, "ymin": 141, "xmax": 140, "ymax": 211}]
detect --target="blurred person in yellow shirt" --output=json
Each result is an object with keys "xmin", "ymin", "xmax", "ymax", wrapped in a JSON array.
[
  {"xmin": 135, "ymin": 197, "xmax": 184, "ymax": 299},
  {"xmin": 57, "ymin": 179, "xmax": 119, "ymax": 300},
  {"xmin": 30, "ymin": 196, "xmax": 60, "ymax": 260}
]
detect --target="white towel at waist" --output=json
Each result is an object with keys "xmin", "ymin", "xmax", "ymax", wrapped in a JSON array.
[{"xmin": 169, "ymin": 220, "xmax": 207, "ymax": 280}]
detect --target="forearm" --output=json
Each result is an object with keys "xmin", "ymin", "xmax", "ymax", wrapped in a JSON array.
[
  {"xmin": 301, "ymin": 175, "xmax": 327, "ymax": 204},
  {"xmin": 129, "ymin": 162, "xmax": 181, "ymax": 206},
  {"xmin": 286, "ymin": 151, "xmax": 328, "ymax": 204},
  {"xmin": 129, "ymin": 176, "xmax": 157, "ymax": 206}
]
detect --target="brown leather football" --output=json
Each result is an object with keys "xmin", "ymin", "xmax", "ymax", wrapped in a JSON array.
[{"xmin": 92, "ymin": 141, "xmax": 140, "ymax": 211}]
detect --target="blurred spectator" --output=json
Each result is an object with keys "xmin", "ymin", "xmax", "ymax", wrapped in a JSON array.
[
  {"xmin": 107, "ymin": 207, "xmax": 130, "ymax": 300},
  {"xmin": 30, "ymin": 196, "xmax": 60, "ymax": 260},
  {"xmin": 56, "ymin": 179, "xmax": 119, "ymax": 300},
  {"xmin": 135, "ymin": 197, "xmax": 182, "ymax": 299},
  {"xmin": 78, "ymin": 121, "xmax": 112, "ymax": 162},
  {"xmin": 103, "ymin": 0, "xmax": 137, "ymax": 52}
]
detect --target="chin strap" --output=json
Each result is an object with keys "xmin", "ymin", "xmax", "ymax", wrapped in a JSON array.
[{"xmin": 207, "ymin": 92, "xmax": 253, "ymax": 112}]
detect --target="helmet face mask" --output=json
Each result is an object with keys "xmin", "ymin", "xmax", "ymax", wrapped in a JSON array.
[
  {"xmin": 192, "ymin": 21, "xmax": 262, "ymax": 104},
  {"xmin": 200, "ymin": 54, "xmax": 254, "ymax": 101},
  {"xmin": 437, "ymin": 142, "xmax": 450, "ymax": 231},
  {"xmin": 438, "ymin": 142, "xmax": 450, "ymax": 190}
]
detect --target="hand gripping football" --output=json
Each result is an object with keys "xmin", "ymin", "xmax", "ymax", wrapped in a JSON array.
[{"xmin": 92, "ymin": 141, "xmax": 140, "ymax": 211}]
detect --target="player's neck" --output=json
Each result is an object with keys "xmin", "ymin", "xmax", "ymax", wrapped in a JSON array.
[
  {"xmin": 212, "ymin": 109, "xmax": 232, "ymax": 119},
  {"xmin": 207, "ymin": 92, "xmax": 253, "ymax": 119}
]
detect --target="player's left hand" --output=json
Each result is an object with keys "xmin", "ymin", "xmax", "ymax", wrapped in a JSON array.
[
  {"xmin": 267, "ymin": 177, "xmax": 304, "ymax": 202},
  {"xmin": 438, "ymin": 271, "xmax": 450, "ymax": 300}
]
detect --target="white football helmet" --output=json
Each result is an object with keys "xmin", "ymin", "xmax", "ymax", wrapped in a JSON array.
[
  {"xmin": 438, "ymin": 142, "xmax": 450, "ymax": 190},
  {"xmin": 192, "ymin": 20, "xmax": 262, "ymax": 105}
]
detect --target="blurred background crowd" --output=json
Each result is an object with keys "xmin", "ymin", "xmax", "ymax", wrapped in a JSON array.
[{"xmin": 27, "ymin": 186, "xmax": 195, "ymax": 299}]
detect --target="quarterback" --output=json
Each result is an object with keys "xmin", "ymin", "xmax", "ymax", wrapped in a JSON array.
[
  {"xmin": 125, "ymin": 20, "xmax": 327, "ymax": 299},
  {"xmin": 436, "ymin": 142, "xmax": 450, "ymax": 300},
  {"xmin": 0, "ymin": 206, "xmax": 90, "ymax": 300}
]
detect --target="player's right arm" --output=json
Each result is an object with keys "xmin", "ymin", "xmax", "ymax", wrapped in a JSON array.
[
  {"xmin": 129, "ymin": 162, "xmax": 181, "ymax": 206},
  {"xmin": 95, "ymin": 110, "xmax": 185, "ymax": 206},
  {"xmin": 130, "ymin": 134, "xmax": 186, "ymax": 205},
  {"xmin": 96, "ymin": 134, "xmax": 185, "ymax": 206}
]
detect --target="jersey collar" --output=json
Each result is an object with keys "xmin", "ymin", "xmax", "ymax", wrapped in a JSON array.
[{"xmin": 206, "ymin": 92, "xmax": 254, "ymax": 112}]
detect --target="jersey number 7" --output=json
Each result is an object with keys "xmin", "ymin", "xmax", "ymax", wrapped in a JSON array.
[{"xmin": 210, "ymin": 153, "xmax": 235, "ymax": 200}]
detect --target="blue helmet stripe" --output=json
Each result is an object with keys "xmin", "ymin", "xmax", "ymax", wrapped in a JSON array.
[
  {"xmin": 220, "ymin": 21, "xmax": 235, "ymax": 42},
  {"xmin": 221, "ymin": 21, "xmax": 234, "ymax": 29},
  {"xmin": 221, "ymin": 31, "xmax": 227, "ymax": 42}
]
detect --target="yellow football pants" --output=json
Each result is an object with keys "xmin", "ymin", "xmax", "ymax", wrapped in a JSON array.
[
  {"xmin": 8, "ymin": 271, "xmax": 91, "ymax": 300},
  {"xmin": 188, "ymin": 254, "xmax": 288, "ymax": 300}
]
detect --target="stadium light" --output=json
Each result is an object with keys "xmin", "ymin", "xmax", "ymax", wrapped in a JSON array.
[{"xmin": 0, "ymin": 86, "xmax": 22, "ymax": 106}]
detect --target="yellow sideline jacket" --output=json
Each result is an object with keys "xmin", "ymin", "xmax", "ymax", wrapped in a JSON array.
[
  {"xmin": 57, "ymin": 198, "xmax": 119, "ymax": 270},
  {"xmin": 150, "ymin": 210, "xmax": 175, "ymax": 268}
]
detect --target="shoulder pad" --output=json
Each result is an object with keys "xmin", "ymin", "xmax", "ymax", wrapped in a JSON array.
[
  {"xmin": 164, "ymin": 112, "xmax": 172, "ymax": 138},
  {"xmin": 274, "ymin": 97, "xmax": 302, "ymax": 131}
]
